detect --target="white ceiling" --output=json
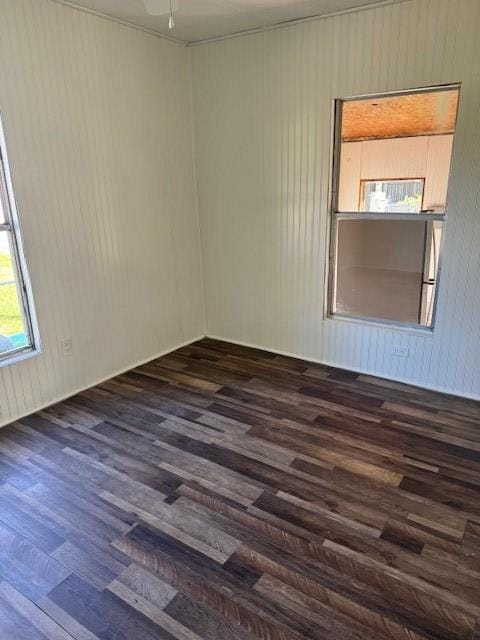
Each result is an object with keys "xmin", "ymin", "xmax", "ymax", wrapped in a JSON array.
[{"xmin": 60, "ymin": 0, "xmax": 398, "ymax": 44}]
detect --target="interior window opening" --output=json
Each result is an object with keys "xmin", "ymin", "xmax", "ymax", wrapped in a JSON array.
[{"xmin": 328, "ymin": 85, "xmax": 460, "ymax": 328}]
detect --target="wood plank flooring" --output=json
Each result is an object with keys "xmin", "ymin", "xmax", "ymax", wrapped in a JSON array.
[{"xmin": 0, "ymin": 337, "xmax": 479, "ymax": 639}]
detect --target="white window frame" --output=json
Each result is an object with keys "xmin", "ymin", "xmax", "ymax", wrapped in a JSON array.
[
  {"xmin": 326, "ymin": 83, "xmax": 460, "ymax": 332},
  {"xmin": 0, "ymin": 115, "xmax": 40, "ymax": 366}
]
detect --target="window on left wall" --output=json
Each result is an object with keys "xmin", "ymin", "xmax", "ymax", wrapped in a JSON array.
[{"xmin": 0, "ymin": 119, "xmax": 39, "ymax": 364}]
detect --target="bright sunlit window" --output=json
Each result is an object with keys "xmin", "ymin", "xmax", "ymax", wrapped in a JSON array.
[
  {"xmin": 360, "ymin": 179, "xmax": 425, "ymax": 213},
  {"xmin": 0, "ymin": 117, "xmax": 39, "ymax": 363}
]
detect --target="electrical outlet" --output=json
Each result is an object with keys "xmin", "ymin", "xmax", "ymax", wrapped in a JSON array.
[
  {"xmin": 391, "ymin": 344, "xmax": 409, "ymax": 358},
  {"xmin": 61, "ymin": 338, "xmax": 73, "ymax": 357}
]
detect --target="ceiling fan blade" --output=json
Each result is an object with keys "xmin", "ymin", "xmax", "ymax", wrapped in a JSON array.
[{"xmin": 143, "ymin": 0, "xmax": 179, "ymax": 16}]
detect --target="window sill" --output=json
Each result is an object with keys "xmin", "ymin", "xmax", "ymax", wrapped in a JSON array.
[
  {"xmin": 0, "ymin": 346, "xmax": 42, "ymax": 368},
  {"xmin": 326, "ymin": 313, "xmax": 434, "ymax": 337}
]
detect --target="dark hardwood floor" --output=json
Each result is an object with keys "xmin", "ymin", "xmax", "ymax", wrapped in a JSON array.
[{"xmin": 0, "ymin": 337, "xmax": 479, "ymax": 640}]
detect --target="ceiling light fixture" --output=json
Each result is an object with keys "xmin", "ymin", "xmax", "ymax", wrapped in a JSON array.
[{"xmin": 143, "ymin": 0, "xmax": 179, "ymax": 31}]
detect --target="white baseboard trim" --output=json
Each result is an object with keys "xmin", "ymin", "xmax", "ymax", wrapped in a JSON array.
[
  {"xmin": 205, "ymin": 334, "xmax": 480, "ymax": 402},
  {"xmin": 1, "ymin": 334, "xmax": 205, "ymax": 428}
]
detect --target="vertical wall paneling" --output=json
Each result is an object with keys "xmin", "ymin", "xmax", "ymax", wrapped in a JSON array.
[
  {"xmin": 1, "ymin": 0, "xmax": 479, "ymax": 424},
  {"xmin": 191, "ymin": 0, "xmax": 480, "ymax": 399},
  {"xmin": 0, "ymin": 0, "xmax": 204, "ymax": 425}
]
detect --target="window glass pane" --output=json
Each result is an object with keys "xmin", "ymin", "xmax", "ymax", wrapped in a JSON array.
[
  {"xmin": 360, "ymin": 179, "xmax": 424, "ymax": 213},
  {"xmin": 0, "ymin": 231, "xmax": 29, "ymax": 353},
  {"xmin": 337, "ymin": 89, "xmax": 459, "ymax": 213},
  {"xmin": 333, "ymin": 219, "xmax": 442, "ymax": 327},
  {"xmin": 0, "ymin": 189, "xmax": 5, "ymax": 224}
]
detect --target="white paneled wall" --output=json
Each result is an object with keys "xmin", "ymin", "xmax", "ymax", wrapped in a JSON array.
[
  {"xmin": 0, "ymin": 0, "xmax": 204, "ymax": 425},
  {"xmin": 1, "ymin": 0, "xmax": 479, "ymax": 426},
  {"xmin": 191, "ymin": 0, "xmax": 480, "ymax": 399}
]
